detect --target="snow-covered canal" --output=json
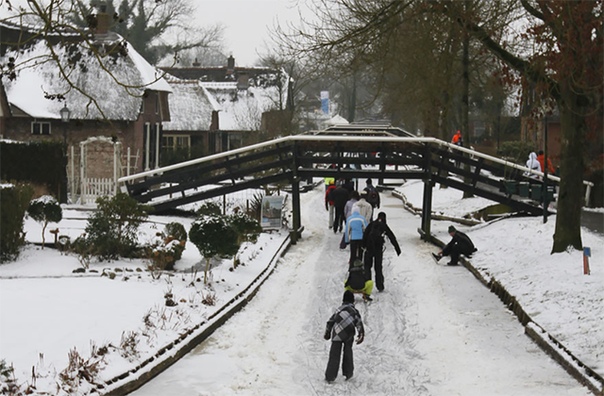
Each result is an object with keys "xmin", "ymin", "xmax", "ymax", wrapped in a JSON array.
[{"xmin": 132, "ymin": 187, "xmax": 589, "ymax": 395}]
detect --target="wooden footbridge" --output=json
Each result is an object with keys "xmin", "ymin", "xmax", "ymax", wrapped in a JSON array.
[{"xmin": 118, "ymin": 125, "xmax": 592, "ymax": 242}]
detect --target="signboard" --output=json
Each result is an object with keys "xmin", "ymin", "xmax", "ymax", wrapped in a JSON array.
[
  {"xmin": 320, "ymin": 90, "xmax": 329, "ymax": 114},
  {"xmin": 261, "ymin": 195, "xmax": 285, "ymax": 230}
]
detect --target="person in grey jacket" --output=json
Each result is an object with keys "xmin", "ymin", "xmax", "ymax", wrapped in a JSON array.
[{"xmin": 324, "ymin": 290, "xmax": 365, "ymax": 382}]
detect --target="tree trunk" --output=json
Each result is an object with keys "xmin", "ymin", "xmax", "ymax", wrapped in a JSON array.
[
  {"xmin": 461, "ymin": 23, "xmax": 474, "ymax": 199},
  {"xmin": 204, "ymin": 257, "xmax": 211, "ymax": 284},
  {"xmin": 552, "ymin": 85, "xmax": 585, "ymax": 253}
]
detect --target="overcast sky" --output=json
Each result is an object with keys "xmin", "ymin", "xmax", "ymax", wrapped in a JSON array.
[
  {"xmin": 0, "ymin": 0, "xmax": 313, "ymax": 67},
  {"xmin": 195, "ymin": 0, "xmax": 311, "ymax": 66}
]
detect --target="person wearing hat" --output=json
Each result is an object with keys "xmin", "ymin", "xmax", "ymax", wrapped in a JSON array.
[
  {"xmin": 324, "ymin": 290, "xmax": 365, "ymax": 382},
  {"xmin": 432, "ymin": 225, "xmax": 477, "ymax": 266}
]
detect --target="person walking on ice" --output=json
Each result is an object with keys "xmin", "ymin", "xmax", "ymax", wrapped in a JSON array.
[
  {"xmin": 362, "ymin": 211, "xmax": 401, "ymax": 292},
  {"xmin": 325, "ymin": 180, "xmax": 337, "ymax": 229},
  {"xmin": 344, "ymin": 206, "xmax": 367, "ymax": 265},
  {"xmin": 432, "ymin": 225, "xmax": 477, "ymax": 266},
  {"xmin": 324, "ymin": 290, "xmax": 365, "ymax": 383},
  {"xmin": 363, "ymin": 178, "xmax": 380, "ymax": 220}
]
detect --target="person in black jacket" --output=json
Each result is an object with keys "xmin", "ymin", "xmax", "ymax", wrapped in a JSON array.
[
  {"xmin": 324, "ymin": 290, "xmax": 365, "ymax": 382},
  {"xmin": 330, "ymin": 184, "xmax": 350, "ymax": 233},
  {"xmin": 432, "ymin": 225, "xmax": 477, "ymax": 266},
  {"xmin": 362, "ymin": 212, "xmax": 401, "ymax": 292}
]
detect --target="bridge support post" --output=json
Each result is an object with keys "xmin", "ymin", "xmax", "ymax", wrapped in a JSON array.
[
  {"xmin": 290, "ymin": 177, "xmax": 302, "ymax": 244},
  {"xmin": 420, "ymin": 179, "xmax": 434, "ymax": 242}
]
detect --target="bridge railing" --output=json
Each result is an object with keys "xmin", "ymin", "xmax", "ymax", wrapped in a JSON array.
[{"xmin": 118, "ymin": 135, "xmax": 593, "ymax": 206}]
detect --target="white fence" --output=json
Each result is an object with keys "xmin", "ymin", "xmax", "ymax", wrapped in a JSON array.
[{"xmin": 81, "ymin": 177, "xmax": 115, "ymax": 204}]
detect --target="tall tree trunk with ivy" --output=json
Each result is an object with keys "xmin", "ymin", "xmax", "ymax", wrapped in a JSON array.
[{"xmin": 552, "ymin": 82, "xmax": 587, "ymax": 252}]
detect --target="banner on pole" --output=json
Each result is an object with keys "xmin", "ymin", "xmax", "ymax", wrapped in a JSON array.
[{"xmin": 320, "ymin": 91, "xmax": 329, "ymax": 114}]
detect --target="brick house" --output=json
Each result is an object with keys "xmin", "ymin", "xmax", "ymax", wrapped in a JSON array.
[
  {"xmin": 160, "ymin": 56, "xmax": 293, "ymax": 165},
  {"xmin": 0, "ymin": 13, "xmax": 171, "ymax": 203}
]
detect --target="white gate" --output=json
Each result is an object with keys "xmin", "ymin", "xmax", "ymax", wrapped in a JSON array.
[{"xmin": 79, "ymin": 136, "xmax": 122, "ymax": 204}]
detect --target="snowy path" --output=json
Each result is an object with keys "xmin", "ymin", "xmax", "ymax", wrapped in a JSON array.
[{"xmin": 131, "ymin": 187, "xmax": 590, "ymax": 396}]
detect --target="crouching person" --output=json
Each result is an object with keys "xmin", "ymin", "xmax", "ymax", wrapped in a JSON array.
[
  {"xmin": 324, "ymin": 290, "xmax": 365, "ymax": 382},
  {"xmin": 344, "ymin": 259, "xmax": 374, "ymax": 302},
  {"xmin": 433, "ymin": 225, "xmax": 477, "ymax": 266}
]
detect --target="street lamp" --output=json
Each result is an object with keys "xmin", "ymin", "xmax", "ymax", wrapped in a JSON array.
[
  {"xmin": 60, "ymin": 103, "xmax": 71, "ymax": 144},
  {"xmin": 59, "ymin": 103, "xmax": 70, "ymax": 203}
]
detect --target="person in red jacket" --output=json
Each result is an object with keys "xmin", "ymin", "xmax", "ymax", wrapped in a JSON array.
[
  {"xmin": 451, "ymin": 130, "xmax": 463, "ymax": 146},
  {"xmin": 325, "ymin": 180, "xmax": 337, "ymax": 229},
  {"xmin": 537, "ymin": 150, "xmax": 555, "ymax": 174}
]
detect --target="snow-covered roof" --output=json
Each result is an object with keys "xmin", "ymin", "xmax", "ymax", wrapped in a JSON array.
[
  {"xmin": 203, "ymin": 82, "xmax": 284, "ymax": 131},
  {"xmin": 325, "ymin": 114, "xmax": 349, "ymax": 125},
  {"xmin": 162, "ymin": 77, "xmax": 216, "ymax": 131},
  {"xmin": 1, "ymin": 37, "xmax": 170, "ymax": 121},
  {"xmin": 159, "ymin": 63, "xmax": 290, "ymax": 132}
]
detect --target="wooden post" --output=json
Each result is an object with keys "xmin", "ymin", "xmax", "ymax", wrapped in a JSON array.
[
  {"xmin": 420, "ymin": 145, "xmax": 434, "ymax": 241},
  {"xmin": 583, "ymin": 247, "xmax": 591, "ymax": 275}
]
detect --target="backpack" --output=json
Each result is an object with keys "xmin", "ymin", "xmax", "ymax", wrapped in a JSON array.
[
  {"xmin": 366, "ymin": 188, "xmax": 379, "ymax": 206},
  {"xmin": 346, "ymin": 259, "xmax": 366, "ymax": 290}
]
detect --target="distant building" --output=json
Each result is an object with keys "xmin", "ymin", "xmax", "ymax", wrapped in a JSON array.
[{"xmin": 160, "ymin": 57, "xmax": 293, "ymax": 163}]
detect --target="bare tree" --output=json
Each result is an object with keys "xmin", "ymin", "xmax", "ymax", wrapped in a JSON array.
[
  {"xmin": 272, "ymin": 0, "xmax": 603, "ymax": 253},
  {"xmin": 68, "ymin": 0, "xmax": 224, "ymax": 65},
  {"xmin": 0, "ymin": 0, "xmax": 224, "ymax": 117}
]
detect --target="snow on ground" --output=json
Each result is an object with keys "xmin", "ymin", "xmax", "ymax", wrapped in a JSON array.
[
  {"xmin": 0, "ymin": 179, "xmax": 602, "ymax": 395},
  {"xmin": 132, "ymin": 182, "xmax": 600, "ymax": 395}
]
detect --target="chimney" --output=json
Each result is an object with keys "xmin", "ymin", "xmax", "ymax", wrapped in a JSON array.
[
  {"xmin": 226, "ymin": 55, "xmax": 235, "ymax": 76},
  {"xmin": 192, "ymin": 58, "xmax": 200, "ymax": 67},
  {"xmin": 96, "ymin": 2, "xmax": 110, "ymax": 35}
]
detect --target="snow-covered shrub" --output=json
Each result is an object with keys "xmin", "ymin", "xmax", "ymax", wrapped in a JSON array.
[
  {"xmin": 189, "ymin": 215, "xmax": 239, "ymax": 284},
  {"xmin": 71, "ymin": 235, "xmax": 93, "ymax": 269},
  {"xmin": 27, "ymin": 195, "xmax": 62, "ymax": 249},
  {"xmin": 0, "ymin": 359, "xmax": 19, "ymax": 395},
  {"xmin": 59, "ymin": 347, "xmax": 104, "ymax": 394},
  {"xmin": 119, "ymin": 331, "xmax": 140, "ymax": 362},
  {"xmin": 227, "ymin": 211, "xmax": 261, "ymax": 268},
  {"xmin": 146, "ymin": 222, "xmax": 187, "ymax": 277},
  {"xmin": 82, "ymin": 193, "xmax": 150, "ymax": 261},
  {"xmin": 195, "ymin": 200, "xmax": 222, "ymax": 217}
]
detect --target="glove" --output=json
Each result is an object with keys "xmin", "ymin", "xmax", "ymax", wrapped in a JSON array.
[
  {"xmin": 356, "ymin": 333, "xmax": 364, "ymax": 345},
  {"xmin": 325, "ymin": 204, "xmax": 328, "ymax": 211},
  {"xmin": 324, "ymin": 331, "xmax": 331, "ymax": 340},
  {"xmin": 396, "ymin": 248, "xmax": 401, "ymax": 256}
]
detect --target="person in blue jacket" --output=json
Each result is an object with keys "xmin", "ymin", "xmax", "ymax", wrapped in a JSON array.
[
  {"xmin": 344, "ymin": 206, "xmax": 367, "ymax": 266},
  {"xmin": 324, "ymin": 290, "xmax": 365, "ymax": 382}
]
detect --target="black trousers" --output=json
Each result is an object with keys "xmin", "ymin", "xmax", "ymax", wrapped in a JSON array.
[
  {"xmin": 325, "ymin": 339, "xmax": 354, "ymax": 381},
  {"xmin": 349, "ymin": 239, "xmax": 363, "ymax": 265},
  {"xmin": 333, "ymin": 206, "xmax": 345, "ymax": 232},
  {"xmin": 364, "ymin": 247, "xmax": 385, "ymax": 291},
  {"xmin": 442, "ymin": 244, "xmax": 472, "ymax": 265}
]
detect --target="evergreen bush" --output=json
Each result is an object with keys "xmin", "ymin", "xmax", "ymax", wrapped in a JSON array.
[
  {"xmin": 27, "ymin": 195, "xmax": 63, "ymax": 248},
  {"xmin": 0, "ymin": 183, "xmax": 33, "ymax": 262},
  {"xmin": 82, "ymin": 193, "xmax": 150, "ymax": 261},
  {"xmin": 189, "ymin": 215, "xmax": 239, "ymax": 284},
  {"xmin": 0, "ymin": 141, "xmax": 65, "ymax": 201}
]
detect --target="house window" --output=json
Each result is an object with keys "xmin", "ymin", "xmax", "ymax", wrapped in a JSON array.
[
  {"xmin": 155, "ymin": 93, "xmax": 160, "ymax": 115},
  {"xmin": 162, "ymin": 135, "xmax": 190, "ymax": 150},
  {"xmin": 31, "ymin": 122, "xmax": 51, "ymax": 135}
]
